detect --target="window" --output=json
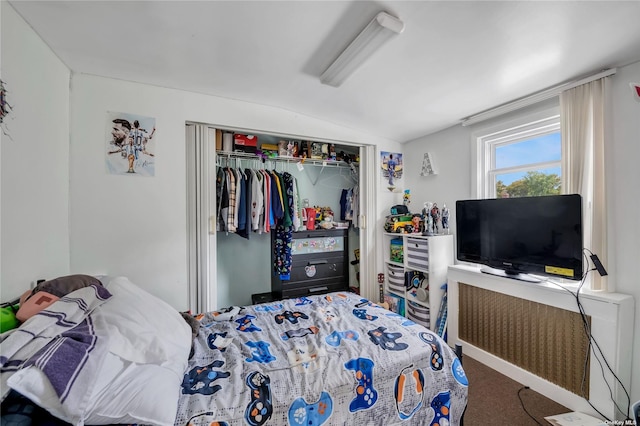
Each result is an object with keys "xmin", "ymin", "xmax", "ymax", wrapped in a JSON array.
[{"xmin": 478, "ymin": 115, "xmax": 562, "ymax": 198}]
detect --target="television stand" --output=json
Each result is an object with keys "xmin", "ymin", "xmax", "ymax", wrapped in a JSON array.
[{"xmin": 480, "ymin": 266, "xmax": 541, "ymax": 283}]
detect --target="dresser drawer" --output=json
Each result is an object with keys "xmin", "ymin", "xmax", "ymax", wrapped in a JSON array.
[
  {"xmin": 281, "ymin": 278, "xmax": 348, "ymax": 299},
  {"xmin": 289, "ymin": 256, "xmax": 346, "ymax": 282}
]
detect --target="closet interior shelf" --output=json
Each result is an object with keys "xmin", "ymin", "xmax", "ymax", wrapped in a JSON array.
[{"xmin": 216, "ymin": 150, "xmax": 358, "ymax": 169}]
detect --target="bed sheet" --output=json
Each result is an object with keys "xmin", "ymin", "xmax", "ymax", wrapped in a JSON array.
[{"xmin": 175, "ymin": 292, "xmax": 468, "ymax": 426}]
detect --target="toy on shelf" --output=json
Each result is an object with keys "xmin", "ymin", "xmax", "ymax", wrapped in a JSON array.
[
  {"xmin": 442, "ymin": 204, "xmax": 450, "ymax": 234},
  {"xmin": 384, "ymin": 203, "xmax": 425, "ymax": 234}
]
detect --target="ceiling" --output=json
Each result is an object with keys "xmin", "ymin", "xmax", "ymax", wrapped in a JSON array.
[{"xmin": 8, "ymin": 1, "xmax": 640, "ymax": 143}]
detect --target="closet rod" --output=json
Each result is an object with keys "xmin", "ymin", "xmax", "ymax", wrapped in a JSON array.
[{"xmin": 216, "ymin": 150, "xmax": 358, "ymax": 169}]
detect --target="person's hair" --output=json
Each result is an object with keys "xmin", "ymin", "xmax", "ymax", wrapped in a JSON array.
[
  {"xmin": 113, "ymin": 118, "xmax": 131, "ymax": 131},
  {"xmin": 133, "ymin": 120, "xmax": 140, "ymax": 128}
]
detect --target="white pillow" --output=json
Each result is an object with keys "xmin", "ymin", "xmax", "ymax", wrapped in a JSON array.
[
  {"xmin": 84, "ymin": 353, "xmax": 181, "ymax": 426},
  {"xmin": 99, "ymin": 276, "xmax": 191, "ymax": 375},
  {"xmin": 84, "ymin": 277, "xmax": 191, "ymax": 424}
]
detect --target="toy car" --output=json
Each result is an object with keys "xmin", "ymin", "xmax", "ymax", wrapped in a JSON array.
[{"xmin": 384, "ymin": 214, "xmax": 414, "ymax": 233}]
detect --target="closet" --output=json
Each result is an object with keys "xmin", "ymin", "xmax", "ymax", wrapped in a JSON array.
[{"xmin": 187, "ymin": 124, "xmax": 369, "ymax": 311}]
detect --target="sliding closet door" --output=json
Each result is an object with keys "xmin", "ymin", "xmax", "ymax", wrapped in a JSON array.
[
  {"xmin": 358, "ymin": 144, "xmax": 378, "ymax": 302},
  {"xmin": 186, "ymin": 124, "xmax": 217, "ymax": 313}
]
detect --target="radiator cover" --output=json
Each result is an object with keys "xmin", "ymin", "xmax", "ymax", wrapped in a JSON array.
[{"xmin": 458, "ymin": 283, "xmax": 591, "ymax": 396}]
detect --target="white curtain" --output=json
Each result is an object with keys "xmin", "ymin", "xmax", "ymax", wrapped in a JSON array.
[{"xmin": 560, "ymin": 79, "xmax": 608, "ymax": 291}]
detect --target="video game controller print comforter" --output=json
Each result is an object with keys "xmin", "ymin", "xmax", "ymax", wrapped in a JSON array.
[{"xmin": 174, "ymin": 292, "xmax": 468, "ymax": 426}]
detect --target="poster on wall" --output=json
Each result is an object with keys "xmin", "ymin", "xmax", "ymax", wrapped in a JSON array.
[
  {"xmin": 380, "ymin": 151, "xmax": 403, "ymax": 192},
  {"xmin": 106, "ymin": 111, "xmax": 156, "ymax": 176}
]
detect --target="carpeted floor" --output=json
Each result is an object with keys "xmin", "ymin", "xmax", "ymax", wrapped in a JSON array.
[{"xmin": 463, "ymin": 355, "xmax": 570, "ymax": 425}]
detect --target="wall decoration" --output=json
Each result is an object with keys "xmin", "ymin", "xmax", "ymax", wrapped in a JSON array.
[
  {"xmin": 631, "ymin": 82, "xmax": 640, "ymax": 102},
  {"xmin": 106, "ymin": 112, "xmax": 156, "ymax": 176},
  {"xmin": 0, "ymin": 79, "xmax": 13, "ymax": 140},
  {"xmin": 420, "ymin": 152, "xmax": 437, "ymax": 176},
  {"xmin": 380, "ymin": 151, "xmax": 403, "ymax": 192}
]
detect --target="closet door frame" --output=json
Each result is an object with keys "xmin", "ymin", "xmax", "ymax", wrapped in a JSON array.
[
  {"xmin": 186, "ymin": 124, "xmax": 217, "ymax": 313},
  {"xmin": 186, "ymin": 122, "xmax": 376, "ymax": 311}
]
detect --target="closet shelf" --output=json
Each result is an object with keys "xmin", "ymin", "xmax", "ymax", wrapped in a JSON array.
[{"xmin": 216, "ymin": 150, "xmax": 359, "ymax": 169}]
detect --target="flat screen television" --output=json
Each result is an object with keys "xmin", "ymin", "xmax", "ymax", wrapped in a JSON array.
[{"xmin": 456, "ymin": 194, "xmax": 583, "ymax": 282}]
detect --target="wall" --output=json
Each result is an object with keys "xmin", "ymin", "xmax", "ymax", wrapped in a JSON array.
[
  {"xmin": 1, "ymin": 3, "xmax": 71, "ymax": 299},
  {"xmin": 69, "ymin": 74, "xmax": 399, "ymax": 311},
  {"xmin": 608, "ymin": 60, "xmax": 640, "ymax": 407},
  {"xmin": 402, "ymin": 125, "xmax": 471, "ymax": 225},
  {"xmin": 404, "ymin": 61, "xmax": 640, "ymax": 410}
]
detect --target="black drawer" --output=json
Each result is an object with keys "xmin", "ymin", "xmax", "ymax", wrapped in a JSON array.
[
  {"xmin": 281, "ymin": 279, "xmax": 348, "ymax": 299},
  {"xmin": 289, "ymin": 256, "xmax": 345, "ymax": 282}
]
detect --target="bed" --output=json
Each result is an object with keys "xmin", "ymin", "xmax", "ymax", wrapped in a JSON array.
[{"xmin": 1, "ymin": 276, "xmax": 468, "ymax": 426}]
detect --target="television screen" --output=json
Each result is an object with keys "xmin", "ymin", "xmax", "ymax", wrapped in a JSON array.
[{"xmin": 456, "ymin": 194, "xmax": 583, "ymax": 281}]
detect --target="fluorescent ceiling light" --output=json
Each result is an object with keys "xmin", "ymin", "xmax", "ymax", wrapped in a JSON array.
[{"xmin": 321, "ymin": 11, "xmax": 404, "ymax": 87}]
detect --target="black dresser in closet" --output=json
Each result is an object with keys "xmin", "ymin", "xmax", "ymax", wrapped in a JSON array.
[{"xmin": 271, "ymin": 228, "xmax": 349, "ymax": 299}]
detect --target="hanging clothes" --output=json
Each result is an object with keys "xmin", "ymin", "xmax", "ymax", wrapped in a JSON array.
[
  {"xmin": 250, "ymin": 169, "xmax": 263, "ymax": 232},
  {"xmin": 216, "ymin": 167, "xmax": 229, "ymax": 232},
  {"xmin": 272, "ymin": 171, "xmax": 298, "ymax": 280},
  {"xmin": 340, "ymin": 185, "xmax": 359, "ymax": 228},
  {"xmin": 236, "ymin": 168, "xmax": 253, "ymax": 240},
  {"xmin": 225, "ymin": 168, "xmax": 237, "ymax": 233}
]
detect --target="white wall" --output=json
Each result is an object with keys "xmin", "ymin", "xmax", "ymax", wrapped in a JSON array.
[
  {"xmin": 402, "ymin": 125, "xmax": 471, "ymax": 226},
  {"xmin": 404, "ymin": 61, "xmax": 640, "ymax": 410},
  {"xmin": 608, "ymin": 60, "xmax": 640, "ymax": 408},
  {"xmin": 69, "ymin": 73, "xmax": 399, "ymax": 310},
  {"xmin": 1, "ymin": 3, "xmax": 71, "ymax": 299}
]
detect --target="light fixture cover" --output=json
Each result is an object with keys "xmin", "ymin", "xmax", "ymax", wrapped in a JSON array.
[{"xmin": 321, "ymin": 12, "xmax": 404, "ymax": 87}]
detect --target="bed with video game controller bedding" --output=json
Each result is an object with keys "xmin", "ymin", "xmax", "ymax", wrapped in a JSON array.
[{"xmin": 1, "ymin": 276, "xmax": 467, "ymax": 426}]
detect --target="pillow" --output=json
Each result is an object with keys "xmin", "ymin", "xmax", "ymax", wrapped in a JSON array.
[
  {"xmin": 83, "ymin": 353, "xmax": 181, "ymax": 426},
  {"xmin": 79, "ymin": 277, "xmax": 192, "ymax": 425},
  {"xmin": 34, "ymin": 274, "xmax": 102, "ymax": 298},
  {"xmin": 98, "ymin": 276, "xmax": 192, "ymax": 373}
]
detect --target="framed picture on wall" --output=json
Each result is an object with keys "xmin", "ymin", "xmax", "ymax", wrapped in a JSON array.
[
  {"xmin": 380, "ymin": 151, "xmax": 403, "ymax": 192},
  {"xmin": 106, "ymin": 111, "xmax": 156, "ymax": 176}
]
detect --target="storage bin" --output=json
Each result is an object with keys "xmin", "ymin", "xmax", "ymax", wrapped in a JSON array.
[
  {"xmin": 407, "ymin": 237, "xmax": 429, "ymax": 270},
  {"xmin": 407, "ymin": 301, "xmax": 430, "ymax": 329},
  {"xmin": 386, "ymin": 264, "xmax": 405, "ymax": 294}
]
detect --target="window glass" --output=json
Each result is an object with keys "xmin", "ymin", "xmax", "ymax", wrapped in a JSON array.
[
  {"xmin": 495, "ymin": 167, "xmax": 561, "ymax": 198},
  {"xmin": 477, "ymin": 114, "xmax": 562, "ymax": 199},
  {"xmin": 495, "ymin": 133, "xmax": 561, "ymax": 169}
]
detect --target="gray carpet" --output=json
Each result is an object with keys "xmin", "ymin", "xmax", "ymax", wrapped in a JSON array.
[{"xmin": 463, "ymin": 355, "xmax": 570, "ymax": 425}]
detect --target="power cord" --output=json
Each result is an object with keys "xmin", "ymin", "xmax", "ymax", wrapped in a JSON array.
[
  {"xmin": 544, "ymin": 250, "xmax": 632, "ymax": 422},
  {"xmin": 517, "ymin": 386, "xmax": 544, "ymax": 426}
]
